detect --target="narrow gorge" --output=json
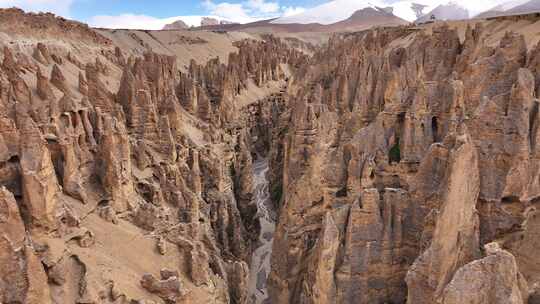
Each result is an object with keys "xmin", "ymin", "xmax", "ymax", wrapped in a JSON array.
[
  {"xmin": 247, "ymin": 158, "xmax": 276, "ymax": 304},
  {"xmin": 2, "ymin": 7, "xmax": 540, "ymax": 304}
]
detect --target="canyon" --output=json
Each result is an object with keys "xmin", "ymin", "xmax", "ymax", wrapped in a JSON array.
[{"xmin": 2, "ymin": 6, "xmax": 540, "ymax": 304}]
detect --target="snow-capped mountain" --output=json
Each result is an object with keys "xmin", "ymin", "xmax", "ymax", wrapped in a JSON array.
[
  {"xmin": 389, "ymin": 1, "xmax": 437, "ymax": 21},
  {"xmin": 476, "ymin": 0, "xmax": 540, "ymax": 18},
  {"xmin": 271, "ymin": 0, "xmax": 466, "ymax": 24},
  {"xmin": 488, "ymin": 0, "xmax": 531, "ymax": 11},
  {"xmin": 271, "ymin": 0, "xmax": 539, "ymax": 25},
  {"xmin": 501, "ymin": 0, "xmax": 540, "ymax": 14},
  {"xmin": 416, "ymin": 2, "xmax": 469, "ymax": 22},
  {"xmin": 272, "ymin": 0, "xmax": 387, "ymax": 24}
]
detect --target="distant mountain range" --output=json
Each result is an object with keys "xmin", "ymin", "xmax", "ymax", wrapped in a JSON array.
[
  {"xmin": 162, "ymin": 0, "xmax": 540, "ymax": 31},
  {"xmin": 178, "ymin": 7, "xmax": 407, "ymax": 34},
  {"xmin": 270, "ymin": 0, "xmax": 540, "ymax": 24},
  {"xmin": 478, "ymin": 0, "xmax": 540, "ymax": 18},
  {"xmin": 163, "ymin": 17, "xmax": 235, "ymax": 30},
  {"xmin": 272, "ymin": 0, "xmax": 540, "ymax": 24}
]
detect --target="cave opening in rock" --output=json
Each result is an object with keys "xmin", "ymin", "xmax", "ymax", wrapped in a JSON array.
[
  {"xmin": 7, "ymin": 155, "xmax": 19, "ymax": 164},
  {"xmin": 389, "ymin": 138, "xmax": 401, "ymax": 164},
  {"xmin": 97, "ymin": 199, "xmax": 109, "ymax": 208},
  {"xmin": 336, "ymin": 186, "xmax": 348, "ymax": 197},
  {"xmin": 432, "ymin": 116, "xmax": 440, "ymax": 143}
]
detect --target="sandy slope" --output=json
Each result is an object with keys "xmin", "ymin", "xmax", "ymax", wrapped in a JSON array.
[{"xmin": 96, "ymin": 29, "xmax": 254, "ymax": 68}]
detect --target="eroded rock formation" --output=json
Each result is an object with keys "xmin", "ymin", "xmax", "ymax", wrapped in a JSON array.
[
  {"xmin": 268, "ymin": 21, "xmax": 540, "ymax": 304},
  {"xmin": 0, "ymin": 9, "xmax": 306, "ymax": 304},
  {"xmin": 3, "ymin": 7, "xmax": 540, "ymax": 304}
]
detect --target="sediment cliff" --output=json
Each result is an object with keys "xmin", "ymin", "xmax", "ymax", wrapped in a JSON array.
[
  {"xmin": 268, "ymin": 20, "xmax": 540, "ymax": 304},
  {"xmin": 2, "ymin": 6, "xmax": 540, "ymax": 304},
  {"xmin": 0, "ymin": 8, "xmax": 306, "ymax": 304}
]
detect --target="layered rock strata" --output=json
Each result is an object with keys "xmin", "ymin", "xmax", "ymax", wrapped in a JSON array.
[
  {"xmin": 4, "ymin": 7, "xmax": 540, "ymax": 304},
  {"xmin": 268, "ymin": 22, "xmax": 540, "ymax": 304},
  {"xmin": 0, "ymin": 9, "xmax": 307, "ymax": 303}
]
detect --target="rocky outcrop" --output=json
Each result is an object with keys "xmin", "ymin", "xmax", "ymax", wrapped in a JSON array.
[
  {"xmin": 267, "ymin": 21, "xmax": 540, "ymax": 304},
  {"xmin": 441, "ymin": 242, "xmax": 528, "ymax": 304},
  {"xmin": 36, "ymin": 67, "xmax": 56, "ymax": 101},
  {"xmin": 0, "ymin": 187, "xmax": 53, "ymax": 304},
  {"xmin": 406, "ymin": 127, "xmax": 481, "ymax": 304},
  {"xmin": 201, "ymin": 17, "xmax": 220, "ymax": 27},
  {"xmin": 0, "ymin": 8, "xmax": 112, "ymax": 44},
  {"xmin": 19, "ymin": 114, "xmax": 62, "ymax": 231},
  {"xmin": 98, "ymin": 114, "xmax": 134, "ymax": 212},
  {"xmin": 163, "ymin": 19, "xmax": 189, "ymax": 30},
  {"xmin": 0, "ymin": 11, "xmax": 305, "ymax": 303},
  {"xmin": 5, "ymin": 7, "xmax": 540, "ymax": 304},
  {"xmin": 50, "ymin": 64, "xmax": 70, "ymax": 95},
  {"xmin": 141, "ymin": 271, "xmax": 185, "ymax": 303}
]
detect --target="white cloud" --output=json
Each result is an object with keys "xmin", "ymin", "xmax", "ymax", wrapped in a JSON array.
[
  {"xmin": 203, "ymin": 0, "xmax": 256, "ymax": 23},
  {"xmin": 88, "ymin": 0, "xmax": 307, "ymax": 30},
  {"xmin": 88, "ymin": 14, "xmax": 229, "ymax": 30},
  {"xmin": 90, "ymin": 14, "xmax": 172, "ymax": 30},
  {"xmin": 281, "ymin": 6, "xmax": 305, "ymax": 17},
  {"xmin": 203, "ymin": 0, "xmax": 299, "ymax": 22},
  {"xmin": 246, "ymin": 0, "xmax": 280, "ymax": 14},
  {"xmin": 0, "ymin": 0, "xmax": 73, "ymax": 17}
]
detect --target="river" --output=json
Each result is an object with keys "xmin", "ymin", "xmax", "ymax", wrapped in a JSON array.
[{"xmin": 247, "ymin": 158, "xmax": 276, "ymax": 304}]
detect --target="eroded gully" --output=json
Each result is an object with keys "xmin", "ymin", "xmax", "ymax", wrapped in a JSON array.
[{"xmin": 247, "ymin": 158, "xmax": 277, "ymax": 304}]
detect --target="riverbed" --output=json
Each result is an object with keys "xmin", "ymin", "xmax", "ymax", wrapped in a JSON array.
[{"xmin": 247, "ymin": 158, "xmax": 276, "ymax": 304}]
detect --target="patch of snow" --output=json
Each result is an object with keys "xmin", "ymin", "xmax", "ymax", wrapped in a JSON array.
[
  {"xmin": 505, "ymin": 0, "xmax": 540, "ymax": 14},
  {"xmin": 271, "ymin": 0, "xmax": 520, "ymax": 24},
  {"xmin": 416, "ymin": 1, "xmax": 470, "ymax": 22},
  {"xmin": 487, "ymin": 0, "xmax": 531, "ymax": 12},
  {"xmin": 391, "ymin": 1, "xmax": 440, "ymax": 21},
  {"xmin": 272, "ymin": 0, "xmax": 385, "ymax": 24}
]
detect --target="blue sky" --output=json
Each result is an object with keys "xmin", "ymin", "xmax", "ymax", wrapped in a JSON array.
[
  {"xmin": 1, "ymin": 0, "xmax": 512, "ymax": 29},
  {"xmin": 72, "ymin": 0, "xmax": 326, "ymax": 20},
  {"xmin": 0, "ymin": 0, "xmax": 328, "ymax": 27}
]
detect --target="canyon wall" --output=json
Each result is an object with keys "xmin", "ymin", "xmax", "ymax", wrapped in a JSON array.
[
  {"xmin": 268, "ymin": 21, "xmax": 540, "ymax": 304},
  {"xmin": 3, "ymin": 6, "xmax": 540, "ymax": 304},
  {"xmin": 0, "ymin": 8, "xmax": 306, "ymax": 304}
]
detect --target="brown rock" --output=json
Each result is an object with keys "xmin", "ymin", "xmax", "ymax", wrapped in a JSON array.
[
  {"xmin": 36, "ymin": 67, "xmax": 55, "ymax": 101},
  {"xmin": 98, "ymin": 114, "xmax": 134, "ymax": 212},
  {"xmin": 163, "ymin": 19, "xmax": 189, "ymax": 30},
  {"xmin": 50, "ymin": 64, "xmax": 70, "ymax": 94},
  {"xmin": 33, "ymin": 42, "xmax": 52, "ymax": 65},
  {"xmin": 441, "ymin": 243, "xmax": 528, "ymax": 304},
  {"xmin": 304, "ymin": 212, "xmax": 340, "ymax": 303},
  {"xmin": 0, "ymin": 187, "xmax": 53, "ymax": 303},
  {"xmin": 157, "ymin": 236, "xmax": 167, "ymax": 255},
  {"xmin": 85, "ymin": 63, "xmax": 115, "ymax": 113},
  {"xmin": 67, "ymin": 51, "xmax": 84, "ymax": 70},
  {"xmin": 406, "ymin": 128, "xmax": 481, "ymax": 303},
  {"xmin": 78, "ymin": 71, "xmax": 88, "ymax": 95},
  {"xmin": 141, "ymin": 272, "xmax": 184, "ymax": 303},
  {"xmin": 18, "ymin": 114, "xmax": 61, "ymax": 231}
]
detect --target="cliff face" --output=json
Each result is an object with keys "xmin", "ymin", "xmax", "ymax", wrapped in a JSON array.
[
  {"xmin": 268, "ymin": 21, "xmax": 540, "ymax": 304},
  {"xmin": 3, "ymin": 6, "xmax": 540, "ymax": 304},
  {"xmin": 0, "ymin": 8, "xmax": 307, "ymax": 304}
]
